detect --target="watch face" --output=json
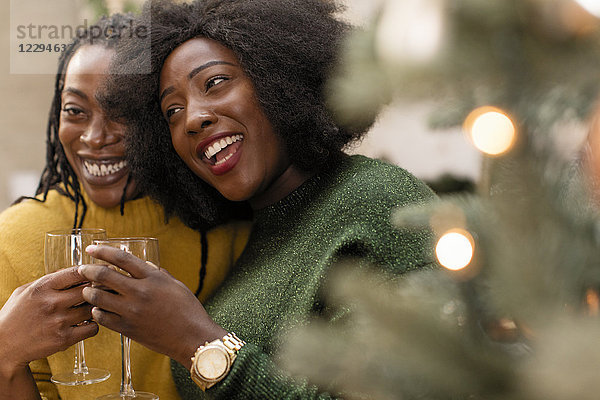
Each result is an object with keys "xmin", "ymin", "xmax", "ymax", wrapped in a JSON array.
[{"xmin": 196, "ymin": 347, "xmax": 229, "ymax": 380}]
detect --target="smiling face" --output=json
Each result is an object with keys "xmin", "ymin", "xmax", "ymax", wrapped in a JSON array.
[
  {"xmin": 59, "ymin": 45, "xmax": 137, "ymax": 208},
  {"xmin": 159, "ymin": 37, "xmax": 308, "ymax": 209}
]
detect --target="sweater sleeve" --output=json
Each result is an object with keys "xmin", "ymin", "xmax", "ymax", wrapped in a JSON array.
[
  {"xmin": 30, "ymin": 359, "xmax": 60, "ymax": 400},
  {"xmin": 172, "ymin": 343, "xmax": 343, "ymax": 400},
  {"xmin": 0, "ymin": 249, "xmax": 20, "ymax": 308},
  {"xmin": 171, "ymin": 227, "xmax": 434, "ymax": 400}
]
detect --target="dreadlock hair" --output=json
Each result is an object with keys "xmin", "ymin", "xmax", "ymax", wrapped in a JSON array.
[
  {"xmin": 30, "ymin": 13, "xmax": 136, "ymax": 229},
  {"xmin": 100, "ymin": 0, "xmax": 373, "ymax": 230}
]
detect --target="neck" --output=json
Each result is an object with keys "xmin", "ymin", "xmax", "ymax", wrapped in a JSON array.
[{"xmin": 249, "ymin": 165, "xmax": 314, "ymax": 210}]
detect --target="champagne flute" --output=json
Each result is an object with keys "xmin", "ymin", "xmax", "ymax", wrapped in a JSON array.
[
  {"xmin": 93, "ymin": 237, "xmax": 160, "ymax": 400},
  {"xmin": 44, "ymin": 228, "xmax": 111, "ymax": 386}
]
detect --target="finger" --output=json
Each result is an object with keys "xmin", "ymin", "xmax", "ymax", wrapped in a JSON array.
[
  {"xmin": 78, "ymin": 264, "xmax": 131, "ymax": 294},
  {"xmin": 146, "ymin": 261, "xmax": 159, "ymax": 270},
  {"xmin": 91, "ymin": 306, "xmax": 122, "ymax": 332},
  {"xmin": 81, "ymin": 286, "xmax": 123, "ymax": 315},
  {"xmin": 86, "ymin": 245, "xmax": 153, "ymax": 279},
  {"xmin": 69, "ymin": 320, "xmax": 99, "ymax": 343},
  {"xmin": 49, "ymin": 284, "xmax": 91, "ymax": 309},
  {"xmin": 63, "ymin": 303, "xmax": 94, "ymax": 327},
  {"xmin": 45, "ymin": 266, "xmax": 89, "ymax": 290}
]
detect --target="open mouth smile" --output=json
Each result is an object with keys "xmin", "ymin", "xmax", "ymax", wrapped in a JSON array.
[
  {"xmin": 83, "ymin": 159, "xmax": 128, "ymax": 177},
  {"xmin": 201, "ymin": 134, "xmax": 244, "ymax": 166}
]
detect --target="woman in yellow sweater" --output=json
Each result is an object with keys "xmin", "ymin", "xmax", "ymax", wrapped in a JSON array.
[{"xmin": 0, "ymin": 14, "xmax": 249, "ymax": 400}]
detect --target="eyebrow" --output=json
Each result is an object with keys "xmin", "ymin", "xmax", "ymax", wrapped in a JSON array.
[
  {"xmin": 159, "ymin": 60, "xmax": 236, "ymax": 104},
  {"xmin": 62, "ymin": 87, "xmax": 88, "ymax": 100}
]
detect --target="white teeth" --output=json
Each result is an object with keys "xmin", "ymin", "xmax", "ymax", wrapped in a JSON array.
[
  {"xmin": 84, "ymin": 160, "xmax": 127, "ymax": 177},
  {"xmin": 214, "ymin": 151, "xmax": 235, "ymax": 166},
  {"xmin": 204, "ymin": 134, "xmax": 243, "ymax": 160}
]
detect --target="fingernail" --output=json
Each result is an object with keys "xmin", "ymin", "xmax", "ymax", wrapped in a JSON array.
[
  {"xmin": 86, "ymin": 244, "xmax": 97, "ymax": 253},
  {"xmin": 78, "ymin": 265, "xmax": 86, "ymax": 275}
]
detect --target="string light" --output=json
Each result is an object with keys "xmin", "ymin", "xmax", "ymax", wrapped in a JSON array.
[
  {"xmin": 463, "ymin": 106, "xmax": 517, "ymax": 156},
  {"xmin": 435, "ymin": 229, "xmax": 474, "ymax": 271}
]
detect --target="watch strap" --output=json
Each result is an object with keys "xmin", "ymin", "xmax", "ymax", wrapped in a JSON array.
[
  {"xmin": 190, "ymin": 332, "xmax": 246, "ymax": 391},
  {"xmin": 221, "ymin": 332, "xmax": 246, "ymax": 356}
]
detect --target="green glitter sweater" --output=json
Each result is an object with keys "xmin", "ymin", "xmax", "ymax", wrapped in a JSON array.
[{"xmin": 171, "ymin": 154, "xmax": 436, "ymax": 399}]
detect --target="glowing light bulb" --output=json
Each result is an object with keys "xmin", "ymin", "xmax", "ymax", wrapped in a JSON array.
[
  {"xmin": 436, "ymin": 229, "xmax": 474, "ymax": 271},
  {"xmin": 576, "ymin": 0, "xmax": 600, "ymax": 18},
  {"xmin": 464, "ymin": 106, "xmax": 516, "ymax": 156}
]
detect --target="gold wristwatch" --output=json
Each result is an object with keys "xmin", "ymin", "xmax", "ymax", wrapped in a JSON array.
[{"xmin": 190, "ymin": 332, "xmax": 246, "ymax": 391}]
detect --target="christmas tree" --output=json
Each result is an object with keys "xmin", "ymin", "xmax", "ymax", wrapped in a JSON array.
[{"xmin": 280, "ymin": 1, "xmax": 600, "ymax": 399}]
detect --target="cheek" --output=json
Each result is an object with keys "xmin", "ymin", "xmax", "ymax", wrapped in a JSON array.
[
  {"xmin": 58, "ymin": 124, "xmax": 82, "ymax": 156},
  {"xmin": 170, "ymin": 129, "xmax": 192, "ymax": 164},
  {"xmin": 258, "ymin": 123, "xmax": 286, "ymax": 163}
]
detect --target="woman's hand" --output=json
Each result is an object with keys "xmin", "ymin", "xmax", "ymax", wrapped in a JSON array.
[
  {"xmin": 79, "ymin": 245, "xmax": 227, "ymax": 369},
  {"xmin": 0, "ymin": 267, "xmax": 97, "ymax": 375}
]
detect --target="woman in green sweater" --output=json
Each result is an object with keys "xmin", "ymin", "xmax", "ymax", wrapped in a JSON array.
[
  {"xmin": 0, "ymin": 14, "xmax": 249, "ymax": 400},
  {"xmin": 79, "ymin": 0, "xmax": 436, "ymax": 398}
]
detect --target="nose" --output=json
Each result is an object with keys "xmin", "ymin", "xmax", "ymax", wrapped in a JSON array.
[
  {"xmin": 185, "ymin": 107, "xmax": 219, "ymax": 135},
  {"xmin": 80, "ymin": 116, "xmax": 124, "ymax": 148}
]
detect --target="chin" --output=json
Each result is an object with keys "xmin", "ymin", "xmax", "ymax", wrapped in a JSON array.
[
  {"xmin": 218, "ymin": 188, "xmax": 253, "ymax": 203},
  {"xmin": 89, "ymin": 196, "xmax": 125, "ymax": 209},
  {"xmin": 85, "ymin": 187, "xmax": 128, "ymax": 209},
  {"xmin": 82, "ymin": 176, "xmax": 137, "ymax": 209}
]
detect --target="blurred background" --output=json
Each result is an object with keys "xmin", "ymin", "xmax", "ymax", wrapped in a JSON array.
[
  {"xmin": 4, "ymin": 1, "xmax": 600, "ymax": 399},
  {"xmin": 0, "ymin": 0, "xmax": 482, "ymax": 211}
]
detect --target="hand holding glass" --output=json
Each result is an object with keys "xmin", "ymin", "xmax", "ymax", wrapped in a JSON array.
[
  {"xmin": 44, "ymin": 228, "xmax": 111, "ymax": 386},
  {"xmin": 93, "ymin": 237, "xmax": 160, "ymax": 400}
]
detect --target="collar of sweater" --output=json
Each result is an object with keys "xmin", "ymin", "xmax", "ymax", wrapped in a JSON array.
[
  {"xmin": 253, "ymin": 172, "xmax": 324, "ymax": 223},
  {"xmin": 253, "ymin": 154, "xmax": 353, "ymax": 224},
  {"xmin": 46, "ymin": 187, "xmax": 169, "ymax": 236}
]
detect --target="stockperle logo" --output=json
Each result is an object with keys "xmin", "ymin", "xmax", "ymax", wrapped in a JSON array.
[{"xmin": 10, "ymin": 0, "xmax": 150, "ymax": 74}]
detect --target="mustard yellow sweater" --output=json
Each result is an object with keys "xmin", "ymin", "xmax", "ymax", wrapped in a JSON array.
[{"xmin": 0, "ymin": 189, "xmax": 250, "ymax": 400}]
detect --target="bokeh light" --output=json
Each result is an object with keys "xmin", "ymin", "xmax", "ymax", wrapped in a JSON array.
[
  {"xmin": 463, "ymin": 106, "xmax": 517, "ymax": 156},
  {"xmin": 376, "ymin": 0, "xmax": 445, "ymax": 65},
  {"xmin": 436, "ymin": 229, "xmax": 474, "ymax": 271},
  {"xmin": 586, "ymin": 288, "xmax": 600, "ymax": 316},
  {"xmin": 576, "ymin": 0, "xmax": 600, "ymax": 18}
]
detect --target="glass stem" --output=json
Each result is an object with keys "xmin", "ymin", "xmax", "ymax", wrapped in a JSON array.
[
  {"xmin": 72, "ymin": 340, "xmax": 89, "ymax": 375},
  {"xmin": 71, "ymin": 234, "xmax": 89, "ymax": 376},
  {"xmin": 120, "ymin": 334, "xmax": 136, "ymax": 396}
]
